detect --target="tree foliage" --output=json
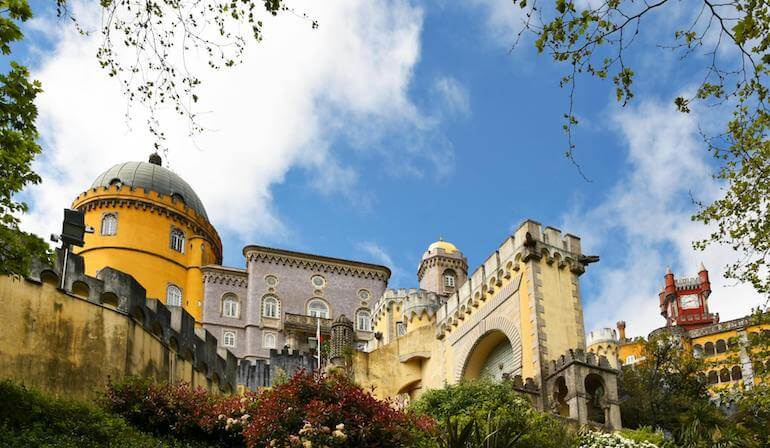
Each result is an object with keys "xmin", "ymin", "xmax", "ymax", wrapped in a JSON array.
[
  {"xmin": 515, "ymin": 0, "xmax": 770, "ymax": 297},
  {"xmin": 0, "ymin": 0, "xmax": 50, "ymax": 276},
  {"xmin": 411, "ymin": 380, "xmax": 575, "ymax": 448},
  {"xmin": 57, "ymin": 0, "xmax": 314, "ymax": 150}
]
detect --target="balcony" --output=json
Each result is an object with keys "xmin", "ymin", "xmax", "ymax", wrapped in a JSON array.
[{"xmin": 284, "ymin": 312, "xmax": 332, "ymax": 334}]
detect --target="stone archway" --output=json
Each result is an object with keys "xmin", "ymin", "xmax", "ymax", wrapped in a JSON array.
[{"xmin": 454, "ymin": 316, "xmax": 522, "ymax": 382}]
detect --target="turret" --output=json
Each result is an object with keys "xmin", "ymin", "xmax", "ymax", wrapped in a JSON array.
[
  {"xmin": 417, "ymin": 238, "xmax": 468, "ymax": 296},
  {"xmin": 698, "ymin": 262, "xmax": 711, "ymax": 298}
]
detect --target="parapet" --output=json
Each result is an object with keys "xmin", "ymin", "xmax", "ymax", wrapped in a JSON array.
[
  {"xmin": 434, "ymin": 219, "xmax": 594, "ymax": 338},
  {"xmin": 586, "ymin": 328, "xmax": 618, "ymax": 347},
  {"xmin": 26, "ymin": 249, "xmax": 237, "ymax": 392},
  {"xmin": 545, "ymin": 348, "xmax": 616, "ymax": 377}
]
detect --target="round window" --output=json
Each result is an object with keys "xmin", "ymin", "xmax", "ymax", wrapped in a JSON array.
[
  {"xmin": 265, "ymin": 275, "xmax": 278, "ymax": 287},
  {"xmin": 358, "ymin": 289, "xmax": 370, "ymax": 300},
  {"xmin": 311, "ymin": 275, "xmax": 326, "ymax": 288}
]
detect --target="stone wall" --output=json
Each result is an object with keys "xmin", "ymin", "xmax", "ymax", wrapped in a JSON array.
[{"xmin": 0, "ymin": 249, "xmax": 237, "ymax": 400}]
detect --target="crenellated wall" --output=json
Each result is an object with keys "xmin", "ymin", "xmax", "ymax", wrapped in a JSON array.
[{"xmin": 0, "ymin": 249, "xmax": 237, "ymax": 400}]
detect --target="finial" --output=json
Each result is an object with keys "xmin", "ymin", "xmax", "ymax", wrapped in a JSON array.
[
  {"xmin": 698, "ymin": 261, "xmax": 707, "ymax": 272},
  {"xmin": 665, "ymin": 266, "xmax": 673, "ymax": 275},
  {"xmin": 439, "ymin": 236, "xmax": 443, "ymax": 241},
  {"xmin": 148, "ymin": 152, "xmax": 162, "ymax": 166}
]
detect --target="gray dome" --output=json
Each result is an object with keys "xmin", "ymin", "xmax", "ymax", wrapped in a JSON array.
[{"xmin": 91, "ymin": 161, "xmax": 209, "ymax": 220}]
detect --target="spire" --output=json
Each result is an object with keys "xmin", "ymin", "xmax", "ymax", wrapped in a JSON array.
[
  {"xmin": 148, "ymin": 152, "xmax": 162, "ymax": 166},
  {"xmin": 698, "ymin": 261, "xmax": 707, "ymax": 272},
  {"xmin": 665, "ymin": 266, "xmax": 672, "ymax": 275}
]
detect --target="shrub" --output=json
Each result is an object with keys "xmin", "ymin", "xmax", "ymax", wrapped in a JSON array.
[
  {"xmin": 103, "ymin": 376, "xmax": 258, "ymax": 446},
  {"xmin": 617, "ymin": 427, "xmax": 666, "ymax": 446},
  {"xmin": 241, "ymin": 370, "xmax": 432, "ymax": 447},
  {"xmin": 411, "ymin": 379, "xmax": 575, "ymax": 448},
  {"xmin": 0, "ymin": 380, "xmax": 195, "ymax": 447}
]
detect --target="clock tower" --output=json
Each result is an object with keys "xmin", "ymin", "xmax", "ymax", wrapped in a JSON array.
[{"xmin": 659, "ymin": 263, "xmax": 719, "ymax": 331}]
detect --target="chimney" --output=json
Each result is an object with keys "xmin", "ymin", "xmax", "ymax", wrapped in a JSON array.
[{"xmin": 616, "ymin": 321, "xmax": 627, "ymax": 343}]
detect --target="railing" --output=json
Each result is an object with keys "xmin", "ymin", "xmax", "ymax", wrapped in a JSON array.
[{"xmin": 284, "ymin": 312, "xmax": 332, "ymax": 333}]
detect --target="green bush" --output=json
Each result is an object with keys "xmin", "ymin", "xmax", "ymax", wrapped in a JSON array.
[
  {"xmin": 617, "ymin": 427, "xmax": 666, "ymax": 446},
  {"xmin": 411, "ymin": 379, "xmax": 575, "ymax": 448},
  {"xmin": 0, "ymin": 380, "xmax": 205, "ymax": 448}
]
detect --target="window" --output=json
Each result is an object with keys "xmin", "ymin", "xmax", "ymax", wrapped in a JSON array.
[
  {"xmin": 715, "ymin": 339, "xmax": 727, "ymax": 354},
  {"xmin": 101, "ymin": 213, "xmax": 117, "ymax": 236},
  {"xmin": 704, "ymin": 342, "xmax": 715, "ymax": 355},
  {"xmin": 625, "ymin": 355, "xmax": 636, "ymax": 365},
  {"xmin": 166, "ymin": 285, "xmax": 182, "ymax": 307},
  {"xmin": 311, "ymin": 275, "xmax": 326, "ymax": 288},
  {"xmin": 223, "ymin": 331, "xmax": 236, "ymax": 348},
  {"xmin": 443, "ymin": 270, "xmax": 456, "ymax": 288},
  {"xmin": 731, "ymin": 366, "xmax": 743, "ymax": 381},
  {"xmin": 358, "ymin": 289, "xmax": 371, "ymax": 301},
  {"xmin": 170, "ymin": 228, "xmax": 185, "ymax": 253},
  {"xmin": 396, "ymin": 322, "xmax": 407, "ymax": 337},
  {"xmin": 263, "ymin": 296, "xmax": 279, "ymax": 318},
  {"xmin": 719, "ymin": 368, "xmax": 730, "ymax": 382},
  {"xmin": 356, "ymin": 309, "xmax": 372, "ymax": 331},
  {"xmin": 307, "ymin": 299, "xmax": 329, "ymax": 318},
  {"xmin": 222, "ymin": 294, "xmax": 239, "ymax": 318},
  {"xmin": 708, "ymin": 370, "xmax": 719, "ymax": 384},
  {"xmin": 263, "ymin": 332, "xmax": 276, "ymax": 349}
]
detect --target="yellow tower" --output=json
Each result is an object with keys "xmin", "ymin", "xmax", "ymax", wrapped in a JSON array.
[{"xmin": 72, "ymin": 154, "xmax": 222, "ymax": 322}]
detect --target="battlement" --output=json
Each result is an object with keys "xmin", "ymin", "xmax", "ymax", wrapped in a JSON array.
[
  {"xmin": 545, "ymin": 348, "xmax": 615, "ymax": 376},
  {"xmin": 26, "ymin": 249, "xmax": 237, "ymax": 392},
  {"xmin": 372, "ymin": 288, "xmax": 442, "ymax": 326},
  {"xmin": 434, "ymin": 220, "xmax": 591, "ymax": 337},
  {"xmin": 586, "ymin": 328, "xmax": 618, "ymax": 347}
]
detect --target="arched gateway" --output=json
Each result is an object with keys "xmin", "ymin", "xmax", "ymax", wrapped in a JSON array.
[{"xmin": 455, "ymin": 316, "xmax": 523, "ymax": 382}]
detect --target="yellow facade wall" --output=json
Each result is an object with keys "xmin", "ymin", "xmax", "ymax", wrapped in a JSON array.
[
  {"xmin": 72, "ymin": 185, "xmax": 222, "ymax": 322},
  {"xmin": 0, "ymin": 275, "xmax": 221, "ymax": 400}
]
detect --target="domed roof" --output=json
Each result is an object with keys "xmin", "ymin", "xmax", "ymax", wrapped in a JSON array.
[
  {"xmin": 91, "ymin": 159, "xmax": 209, "ymax": 220},
  {"xmin": 427, "ymin": 239, "xmax": 459, "ymax": 255}
]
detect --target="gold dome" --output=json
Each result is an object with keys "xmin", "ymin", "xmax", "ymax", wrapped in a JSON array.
[{"xmin": 428, "ymin": 239, "xmax": 459, "ymax": 254}]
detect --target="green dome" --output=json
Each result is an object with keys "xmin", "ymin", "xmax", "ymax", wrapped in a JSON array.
[{"xmin": 91, "ymin": 160, "xmax": 208, "ymax": 220}]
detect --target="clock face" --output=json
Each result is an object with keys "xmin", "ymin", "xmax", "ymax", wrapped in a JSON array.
[{"xmin": 680, "ymin": 294, "xmax": 700, "ymax": 310}]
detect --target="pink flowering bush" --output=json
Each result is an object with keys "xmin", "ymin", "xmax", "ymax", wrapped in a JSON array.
[
  {"xmin": 102, "ymin": 373, "xmax": 433, "ymax": 448},
  {"xmin": 242, "ymin": 371, "xmax": 434, "ymax": 448},
  {"xmin": 102, "ymin": 376, "xmax": 258, "ymax": 446}
]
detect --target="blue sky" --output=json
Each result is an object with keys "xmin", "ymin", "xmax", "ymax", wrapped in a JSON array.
[{"xmin": 10, "ymin": 0, "xmax": 764, "ymax": 335}]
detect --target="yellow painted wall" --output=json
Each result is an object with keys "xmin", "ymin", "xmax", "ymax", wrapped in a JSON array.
[
  {"xmin": 72, "ymin": 185, "xmax": 222, "ymax": 322},
  {"xmin": 0, "ymin": 275, "xmax": 221, "ymax": 400}
]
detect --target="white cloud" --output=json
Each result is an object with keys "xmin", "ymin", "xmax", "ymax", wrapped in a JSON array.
[
  {"xmin": 465, "ymin": 0, "xmax": 524, "ymax": 43},
  {"xmin": 567, "ymin": 100, "xmax": 763, "ymax": 339},
  {"xmin": 433, "ymin": 76, "xmax": 470, "ymax": 117},
  {"xmin": 356, "ymin": 241, "xmax": 407, "ymax": 285},
  {"xmin": 21, "ymin": 0, "xmax": 455, "ymax": 246}
]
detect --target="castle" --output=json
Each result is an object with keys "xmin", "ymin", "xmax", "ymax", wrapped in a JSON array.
[
  {"xmin": 587, "ymin": 266, "xmax": 770, "ymax": 391},
  {"xmin": 1, "ymin": 155, "xmax": 623, "ymax": 429}
]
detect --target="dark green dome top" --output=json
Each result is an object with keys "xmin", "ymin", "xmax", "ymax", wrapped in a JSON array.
[{"xmin": 91, "ymin": 159, "xmax": 209, "ymax": 220}]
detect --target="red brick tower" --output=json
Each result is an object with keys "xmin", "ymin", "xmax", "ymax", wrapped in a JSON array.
[{"xmin": 659, "ymin": 263, "xmax": 718, "ymax": 331}]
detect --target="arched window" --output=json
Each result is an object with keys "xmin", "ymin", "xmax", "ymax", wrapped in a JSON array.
[
  {"xmin": 692, "ymin": 344, "xmax": 703, "ymax": 358},
  {"xmin": 356, "ymin": 309, "xmax": 372, "ymax": 331},
  {"xmin": 170, "ymin": 228, "xmax": 185, "ymax": 253},
  {"xmin": 708, "ymin": 370, "xmax": 719, "ymax": 384},
  {"xmin": 166, "ymin": 285, "xmax": 182, "ymax": 307},
  {"xmin": 223, "ymin": 331, "xmax": 236, "ymax": 348},
  {"xmin": 307, "ymin": 299, "xmax": 329, "ymax": 318},
  {"xmin": 625, "ymin": 355, "xmax": 636, "ymax": 365},
  {"xmin": 263, "ymin": 332, "xmax": 276, "ymax": 349},
  {"xmin": 222, "ymin": 294, "xmax": 239, "ymax": 318},
  {"xmin": 443, "ymin": 269, "xmax": 456, "ymax": 288},
  {"xmin": 719, "ymin": 367, "xmax": 731, "ymax": 383},
  {"xmin": 263, "ymin": 296, "xmax": 279, "ymax": 318},
  {"xmin": 715, "ymin": 339, "xmax": 727, "ymax": 353},
  {"xmin": 101, "ymin": 213, "xmax": 117, "ymax": 236},
  {"xmin": 704, "ymin": 342, "xmax": 715, "ymax": 355},
  {"xmin": 731, "ymin": 366, "xmax": 743, "ymax": 381}
]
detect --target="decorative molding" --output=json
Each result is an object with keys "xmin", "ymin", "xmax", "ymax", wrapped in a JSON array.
[
  {"xmin": 245, "ymin": 249, "xmax": 390, "ymax": 281},
  {"xmin": 453, "ymin": 316, "xmax": 523, "ymax": 382}
]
